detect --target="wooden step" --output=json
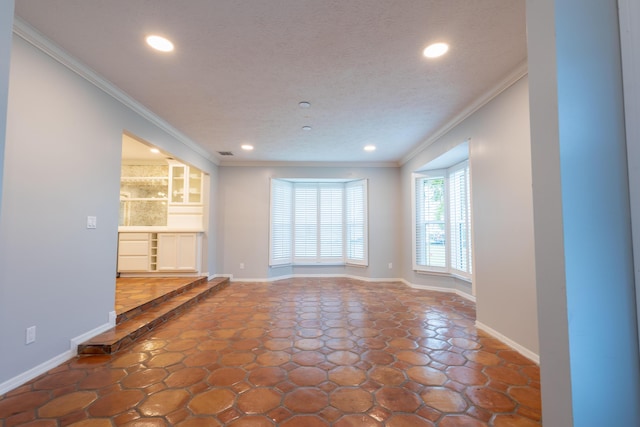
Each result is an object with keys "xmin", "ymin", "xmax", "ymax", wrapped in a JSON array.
[{"xmin": 78, "ymin": 277, "xmax": 229, "ymax": 355}]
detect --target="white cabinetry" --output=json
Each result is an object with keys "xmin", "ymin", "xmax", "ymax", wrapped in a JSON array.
[
  {"xmin": 117, "ymin": 233, "xmax": 152, "ymax": 272},
  {"xmin": 156, "ymin": 233, "xmax": 199, "ymax": 272},
  {"xmin": 167, "ymin": 164, "xmax": 204, "ymax": 229},
  {"xmin": 117, "ymin": 232, "xmax": 200, "ymax": 274},
  {"xmin": 169, "ymin": 164, "xmax": 203, "ymax": 204}
]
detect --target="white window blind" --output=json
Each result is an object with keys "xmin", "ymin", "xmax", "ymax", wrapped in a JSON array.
[
  {"xmin": 270, "ymin": 178, "xmax": 368, "ymax": 266},
  {"xmin": 269, "ymin": 179, "xmax": 292, "ymax": 266},
  {"xmin": 449, "ymin": 161, "xmax": 472, "ymax": 276},
  {"xmin": 318, "ymin": 184, "xmax": 343, "ymax": 260},
  {"xmin": 413, "ymin": 173, "xmax": 447, "ymax": 270},
  {"xmin": 294, "ymin": 184, "xmax": 319, "ymax": 260},
  {"xmin": 346, "ymin": 179, "xmax": 368, "ymax": 266}
]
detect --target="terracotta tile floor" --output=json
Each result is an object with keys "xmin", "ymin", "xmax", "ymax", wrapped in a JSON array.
[
  {"xmin": 115, "ymin": 277, "xmax": 208, "ymax": 315},
  {"xmin": 0, "ymin": 278, "xmax": 542, "ymax": 426}
]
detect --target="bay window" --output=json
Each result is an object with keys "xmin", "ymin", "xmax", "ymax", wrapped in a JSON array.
[{"xmin": 270, "ymin": 179, "xmax": 368, "ymax": 266}]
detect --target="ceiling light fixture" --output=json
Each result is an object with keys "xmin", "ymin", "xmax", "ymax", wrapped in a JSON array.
[
  {"xmin": 241, "ymin": 144, "xmax": 254, "ymax": 151},
  {"xmin": 146, "ymin": 35, "xmax": 174, "ymax": 52},
  {"xmin": 364, "ymin": 145, "xmax": 376, "ymax": 152},
  {"xmin": 299, "ymin": 101, "xmax": 311, "ymax": 108},
  {"xmin": 302, "ymin": 126, "xmax": 312, "ymax": 131},
  {"xmin": 423, "ymin": 42, "xmax": 449, "ymax": 58},
  {"xmin": 150, "ymin": 148, "xmax": 160, "ymax": 154}
]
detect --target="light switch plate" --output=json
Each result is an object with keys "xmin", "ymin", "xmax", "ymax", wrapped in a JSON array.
[
  {"xmin": 26, "ymin": 326, "xmax": 36, "ymax": 344},
  {"xmin": 87, "ymin": 216, "xmax": 97, "ymax": 229}
]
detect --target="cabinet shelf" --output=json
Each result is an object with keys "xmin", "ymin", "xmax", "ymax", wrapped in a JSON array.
[{"xmin": 120, "ymin": 198, "xmax": 168, "ymax": 202}]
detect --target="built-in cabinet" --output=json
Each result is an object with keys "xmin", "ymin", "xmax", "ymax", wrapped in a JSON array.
[
  {"xmin": 117, "ymin": 232, "xmax": 201, "ymax": 274},
  {"xmin": 117, "ymin": 233, "xmax": 152, "ymax": 271},
  {"xmin": 157, "ymin": 233, "xmax": 198, "ymax": 271}
]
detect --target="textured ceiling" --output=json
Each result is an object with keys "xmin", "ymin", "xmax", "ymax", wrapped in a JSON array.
[{"xmin": 14, "ymin": 0, "xmax": 527, "ymax": 165}]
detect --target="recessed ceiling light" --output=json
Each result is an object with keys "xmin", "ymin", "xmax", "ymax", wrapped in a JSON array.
[
  {"xmin": 150, "ymin": 148, "xmax": 160, "ymax": 154},
  {"xmin": 299, "ymin": 101, "xmax": 311, "ymax": 108},
  {"xmin": 423, "ymin": 42, "xmax": 449, "ymax": 58},
  {"xmin": 146, "ymin": 35, "xmax": 174, "ymax": 52},
  {"xmin": 364, "ymin": 145, "xmax": 376, "ymax": 152},
  {"xmin": 302, "ymin": 126, "xmax": 312, "ymax": 131},
  {"xmin": 241, "ymin": 144, "xmax": 254, "ymax": 151}
]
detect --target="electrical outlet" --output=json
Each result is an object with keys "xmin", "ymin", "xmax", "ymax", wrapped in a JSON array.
[
  {"xmin": 388, "ymin": 263, "xmax": 393, "ymax": 269},
  {"xmin": 26, "ymin": 326, "xmax": 36, "ymax": 344},
  {"xmin": 86, "ymin": 216, "xmax": 97, "ymax": 229},
  {"xmin": 240, "ymin": 262, "xmax": 245, "ymax": 270}
]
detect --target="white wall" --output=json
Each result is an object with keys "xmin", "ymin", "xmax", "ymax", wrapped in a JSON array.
[
  {"xmin": 0, "ymin": 0, "xmax": 14, "ymax": 211},
  {"xmin": 217, "ymin": 165, "xmax": 400, "ymax": 280},
  {"xmin": 401, "ymin": 76, "xmax": 538, "ymax": 356},
  {"xmin": 527, "ymin": 0, "xmax": 640, "ymax": 425},
  {"xmin": 0, "ymin": 34, "xmax": 219, "ymax": 388}
]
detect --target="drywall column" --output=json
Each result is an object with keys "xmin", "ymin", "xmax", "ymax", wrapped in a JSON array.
[
  {"xmin": 527, "ymin": 0, "xmax": 640, "ymax": 426},
  {"xmin": 0, "ymin": 0, "xmax": 14, "ymax": 211},
  {"xmin": 619, "ymin": 0, "xmax": 640, "ymax": 354}
]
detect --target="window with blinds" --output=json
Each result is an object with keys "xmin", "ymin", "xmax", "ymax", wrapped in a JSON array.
[
  {"xmin": 412, "ymin": 160, "xmax": 472, "ymax": 277},
  {"xmin": 270, "ymin": 179, "xmax": 292, "ymax": 266},
  {"xmin": 449, "ymin": 161, "xmax": 472, "ymax": 275},
  {"xmin": 346, "ymin": 179, "xmax": 368, "ymax": 266},
  {"xmin": 269, "ymin": 178, "xmax": 368, "ymax": 266},
  {"xmin": 413, "ymin": 174, "xmax": 447, "ymax": 270}
]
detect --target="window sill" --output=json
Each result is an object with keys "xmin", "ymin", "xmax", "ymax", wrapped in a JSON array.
[
  {"xmin": 414, "ymin": 269, "xmax": 472, "ymax": 284},
  {"xmin": 293, "ymin": 262, "xmax": 346, "ymax": 267}
]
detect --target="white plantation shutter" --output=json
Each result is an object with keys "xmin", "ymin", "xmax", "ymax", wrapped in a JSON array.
[
  {"xmin": 413, "ymin": 173, "xmax": 447, "ymax": 270},
  {"xmin": 449, "ymin": 161, "xmax": 472, "ymax": 276},
  {"xmin": 319, "ymin": 184, "xmax": 344, "ymax": 260},
  {"xmin": 346, "ymin": 179, "xmax": 368, "ymax": 265},
  {"xmin": 269, "ymin": 179, "xmax": 292, "ymax": 266},
  {"xmin": 467, "ymin": 169, "xmax": 472, "ymax": 274},
  {"xmin": 294, "ymin": 184, "xmax": 318, "ymax": 260}
]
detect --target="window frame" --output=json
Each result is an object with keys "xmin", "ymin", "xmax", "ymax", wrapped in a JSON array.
[
  {"xmin": 412, "ymin": 160, "xmax": 472, "ymax": 279},
  {"xmin": 412, "ymin": 170, "xmax": 448, "ymax": 273}
]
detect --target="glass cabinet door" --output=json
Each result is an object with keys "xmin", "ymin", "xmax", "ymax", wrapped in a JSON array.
[
  {"xmin": 171, "ymin": 165, "xmax": 185, "ymax": 203},
  {"xmin": 188, "ymin": 167, "xmax": 202, "ymax": 203}
]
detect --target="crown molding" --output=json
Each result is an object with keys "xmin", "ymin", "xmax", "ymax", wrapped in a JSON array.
[
  {"xmin": 12, "ymin": 17, "xmax": 218, "ymax": 166},
  {"xmin": 400, "ymin": 60, "xmax": 529, "ymax": 166},
  {"xmin": 219, "ymin": 160, "xmax": 400, "ymax": 168}
]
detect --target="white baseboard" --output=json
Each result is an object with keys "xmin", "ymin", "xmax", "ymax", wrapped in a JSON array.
[
  {"xmin": 0, "ymin": 314, "xmax": 115, "ymax": 396},
  {"xmin": 108, "ymin": 311, "xmax": 117, "ymax": 326},
  {"xmin": 475, "ymin": 320, "xmax": 540, "ymax": 364},
  {"xmin": 225, "ymin": 273, "xmax": 475, "ymax": 303},
  {"xmin": 229, "ymin": 273, "xmax": 404, "ymax": 284},
  {"xmin": 0, "ymin": 349, "xmax": 73, "ymax": 396}
]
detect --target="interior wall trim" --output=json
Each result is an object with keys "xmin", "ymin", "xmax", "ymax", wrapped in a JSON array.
[
  {"xmin": 401, "ymin": 60, "xmax": 529, "ymax": 165},
  {"xmin": 476, "ymin": 320, "xmax": 540, "ymax": 365},
  {"xmin": 11, "ymin": 17, "xmax": 217, "ymax": 166},
  {"xmin": 0, "ymin": 318, "xmax": 113, "ymax": 396}
]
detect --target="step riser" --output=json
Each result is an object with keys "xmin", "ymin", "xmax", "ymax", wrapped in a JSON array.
[{"xmin": 78, "ymin": 278, "xmax": 229, "ymax": 355}]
